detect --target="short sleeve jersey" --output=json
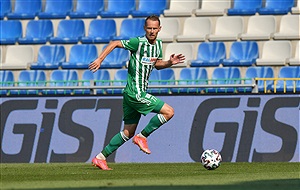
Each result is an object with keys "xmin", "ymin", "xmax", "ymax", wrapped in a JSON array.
[{"xmin": 121, "ymin": 36, "xmax": 163, "ymax": 94}]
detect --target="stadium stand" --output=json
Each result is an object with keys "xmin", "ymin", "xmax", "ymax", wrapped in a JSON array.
[
  {"xmin": 113, "ymin": 18, "xmax": 145, "ymax": 40},
  {"xmin": 0, "ymin": 45, "xmax": 34, "ymax": 70},
  {"xmin": 194, "ymin": 0, "xmax": 230, "ymax": 16},
  {"xmin": 292, "ymin": 0, "xmax": 300, "ymax": 14},
  {"xmin": 176, "ymin": 17, "xmax": 212, "ymax": 42},
  {"xmin": 69, "ymin": 0, "xmax": 104, "ymax": 19},
  {"xmin": 107, "ymin": 69, "xmax": 127, "ymax": 94},
  {"xmin": 163, "ymin": 0, "xmax": 199, "ymax": 17},
  {"xmin": 131, "ymin": 0, "xmax": 167, "ymax": 17},
  {"xmin": 0, "ymin": 70, "xmax": 14, "ymax": 95},
  {"xmin": 273, "ymin": 15, "xmax": 300, "ymax": 40},
  {"xmin": 38, "ymin": 0, "xmax": 73, "ymax": 19},
  {"xmin": 81, "ymin": 19, "xmax": 117, "ymax": 44},
  {"xmin": 223, "ymin": 41, "xmax": 259, "ymax": 67},
  {"xmin": 227, "ymin": 0, "xmax": 262, "ymax": 15},
  {"xmin": 0, "ymin": 20, "xmax": 22, "ymax": 45},
  {"xmin": 240, "ymin": 15, "xmax": 276, "ymax": 41},
  {"xmin": 100, "ymin": 0, "xmax": 135, "ymax": 18},
  {"xmin": 148, "ymin": 68, "xmax": 175, "ymax": 94},
  {"xmin": 164, "ymin": 43, "xmax": 194, "ymax": 67},
  {"xmin": 30, "ymin": 45, "xmax": 66, "ymax": 70},
  {"xmin": 101, "ymin": 44, "xmax": 129, "ymax": 69},
  {"xmin": 6, "ymin": 0, "xmax": 41, "ymax": 19},
  {"xmin": 0, "ymin": 0, "xmax": 11, "ymax": 19},
  {"xmin": 18, "ymin": 20, "xmax": 53, "ymax": 44},
  {"xmin": 208, "ymin": 16, "xmax": 244, "ymax": 41},
  {"xmin": 190, "ymin": 42, "xmax": 226, "ymax": 67},
  {"xmin": 49, "ymin": 20, "xmax": 85, "ymax": 44},
  {"xmin": 258, "ymin": 0, "xmax": 294, "ymax": 15},
  {"xmin": 158, "ymin": 18, "xmax": 180, "ymax": 42},
  {"xmin": 256, "ymin": 41, "xmax": 292, "ymax": 66},
  {"xmin": 271, "ymin": 66, "xmax": 300, "ymax": 93},
  {"xmin": 289, "ymin": 41, "xmax": 300, "ymax": 65},
  {"xmin": 61, "ymin": 44, "xmax": 98, "ymax": 69}
]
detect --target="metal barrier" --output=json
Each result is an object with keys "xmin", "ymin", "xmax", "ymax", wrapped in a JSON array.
[{"xmin": 256, "ymin": 78, "xmax": 300, "ymax": 93}]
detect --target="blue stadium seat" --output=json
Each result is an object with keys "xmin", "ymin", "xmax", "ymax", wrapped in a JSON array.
[
  {"xmin": 0, "ymin": 70, "xmax": 14, "ymax": 95},
  {"xmin": 18, "ymin": 20, "xmax": 53, "ymax": 44},
  {"xmin": 107, "ymin": 69, "xmax": 128, "ymax": 94},
  {"xmin": 0, "ymin": 0, "xmax": 11, "ymax": 19},
  {"xmin": 49, "ymin": 20, "xmax": 85, "ymax": 44},
  {"xmin": 7, "ymin": 0, "xmax": 41, "ymax": 19},
  {"xmin": 223, "ymin": 41, "xmax": 259, "ymax": 67},
  {"xmin": 208, "ymin": 67, "xmax": 241, "ymax": 93},
  {"xmin": 172, "ymin": 67, "xmax": 208, "ymax": 94},
  {"xmin": 101, "ymin": 44, "xmax": 129, "ymax": 68},
  {"xmin": 81, "ymin": 19, "xmax": 116, "ymax": 44},
  {"xmin": 100, "ymin": 0, "xmax": 135, "ymax": 18},
  {"xmin": 148, "ymin": 68, "xmax": 175, "ymax": 94},
  {"xmin": 43, "ymin": 70, "xmax": 78, "ymax": 95},
  {"xmin": 190, "ymin": 42, "xmax": 226, "ymax": 67},
  {"xmin": 69, "ymin": 0, "xmax": 104, "ymax": 18},
  {"xmin": 113, "ymin": 18, "xmax": 145, "ymax": 40},
  {"xmin": 0, "ymin": 20, "xmax": 22, "ymax": 45},
  {"xmin": 258, "ymin": 0, "xmax": 294, "ymax": 15},
  {"xmin": 30, "ymin": 45, "xmax": 66, "ymax": 70},
  {"xmin": 11, "ymin": 70, "xmax": 46, "ymax": 95},
  {"xmin": 227, "ymin": 0, "xmax": 262, "ymax": 15},
  {"xmin": 75, "ymin": 69, "xmax": 110, "ymax": 95},
  {"xmin": 131, "ymin": 0, "xmax": 167, "ymax": 17},
  {"xmin": 271, "ymin": 66, "xmax": 300, "ymax": 92},
  {"xmin": 38, "ymin": 0, "xmax": 73, "ymax": 19},
  {"xmin": 61, "ymin": 44, "xmax": 98, "ymax": 69},
  {"xmin": 240, "ymin": 66, "xmax": 274, "ymax": 93}
]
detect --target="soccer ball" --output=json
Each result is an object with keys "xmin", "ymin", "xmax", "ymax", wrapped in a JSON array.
[{"xmin": 200, "ymin": 149, "xmax": 222, "ymax": 170}]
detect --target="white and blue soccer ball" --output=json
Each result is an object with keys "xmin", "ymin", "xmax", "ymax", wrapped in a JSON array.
[{"xmin": 201, "ymin": 149, "xmax": 222, "ymax": 170}]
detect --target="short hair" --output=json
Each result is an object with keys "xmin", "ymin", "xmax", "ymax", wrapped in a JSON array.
[{"xmin": 144, "ymin": 15, "xmax": 160, "ymax": 26}]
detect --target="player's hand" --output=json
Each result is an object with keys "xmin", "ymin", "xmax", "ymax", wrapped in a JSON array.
[
  {"xmin": 170, "ymin": 54, "xmax": 185, "ymax": 65},
  {"xmin": 89, "ymin": 59, "xmax": 101, "ymax": 73}
]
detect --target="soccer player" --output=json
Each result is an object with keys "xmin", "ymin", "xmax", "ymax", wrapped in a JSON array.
[{"xmin": 89, "ymin": 15, "xmax": 185, "ymax": 170}]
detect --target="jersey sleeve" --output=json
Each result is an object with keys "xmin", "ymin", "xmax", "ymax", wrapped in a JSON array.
[{"xmin": 120, "ymin": 37, "xmax": 139, "ymax": 52}]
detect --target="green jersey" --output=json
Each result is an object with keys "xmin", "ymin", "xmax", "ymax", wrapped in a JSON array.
[{"xmin": 121, "ymin": 36, "xmax": 163, "ymax": 94}]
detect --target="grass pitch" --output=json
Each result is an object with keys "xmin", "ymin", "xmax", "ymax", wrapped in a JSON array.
[{"xmin": 1, "ymin": 162, "xmax": 299, "ymax": 190}]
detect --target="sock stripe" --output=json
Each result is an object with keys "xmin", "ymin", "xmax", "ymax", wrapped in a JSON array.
[
  {"xmin": 157, "ymin": 114, "xmax": 167, "ymax": 124},
  {"xmin": 120, "ymin": 131, "xmax": 129, "ymax": 141}
]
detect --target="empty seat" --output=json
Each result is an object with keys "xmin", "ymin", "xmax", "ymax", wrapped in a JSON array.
[
  {"xmin": 223, "ymin": 41, "xmax": 259, "ymax": 67},
  {"xmin": 131, "ymin": 0, "xmax": 166, "ymax": 17},
  {"xmin": 0, "ymin": 45, "xmax": 34, "ymax": 70},
  {"xmin": 271, "ymin": 66, "xmax": 300, "ymax": 93},
  {"xmin": 69, "ymin": 0, "xmax": 104, "ymax": 18},
  {"xmin": 18, "ymin": 20, "xmax": 53, "ymax": 44},
  {"xmin": 100, "ymin": 0, "xmax": 135, "ymax": 18},
  {"xmin": 195, "ymin": 0, "xmax": 231, "ymax": 16},
  {"xmin": 7, "ymin": 0, "xmax": 41, "ymax": 19},
  {"xmin": 30, "ymin": 45, "xmax": 66, "ymax": 70},
  {"xmin": 172, "ymin": 67, "xmax": 208, "ymax": 94},
  {"xmin": 164, "ymin": 43, "xmax": 194, "ymax": 67},
  {"xmin": 38, "ymin": 0, "xmax": 73, "ymax": 19},
  {"xmin": 158, "ymin": 18, "xmax": 180, "ymax": 42},
  {"xmin": 81, "ymin": 19, "xmax": 116, "ymax": 44},
  {"xmin": 148, "ymin": 68, "xmax": 175, "ymax": 94},
  {"xmin": 227, "ymin": 0, "xmax": 262, "ymax": 15},
  {"xmin": 273, "ymin": 15, "xmax": 300, "ymax": 40},
  {"xmin": 0, "ymin": 0, "xmax": 11, "ymax": 19},
  {"xmin": 113, "ymin": 18, "xmax": 145, "ymax": 40},
  {"xmin": 208, "ymin": 67, "xmax": 241, "ymax": 93},
  {"xmin": 11, "ymin": 70, "xmax": 46, "ymax": 95},
  {"xmin": 256, "ymin": 41, "xmax": 292, "ymax": 66},
  {"xmin": 43, "ymin": 70, "xmax": 78, "ymax": 95},
  {"xmin": 240, "ymin": 66, "xmax": 274, "ymax": 93},
  {"xmin": 176, "ymin": 17, "xmax": 212, "ymax": 42},
  {"xmin": 292, "ymin": 0, "xmax": 300, "ymax": 14},
  {"xmin": 0, "ymin": 20, "xmax": 22, "ymax": 45},
  {"xmin": 101, "ymin": 44, "xmax": 129, "ymax": 68},
  {"xmin": 61, "ymin": 44, "xmax": 98, "ymax": 69},
  {"xmin": 107, "ymin": 69, "xmax": 128, "ymax": 94},
  {"xmin": 190, "ymin": 42, "xmax": 226, "ymax": 67},
  {"xmin": 258, "ymin": 0, "xmax": 294, "ymax": 15},
  {"xmin": 49, "ymin": 20, "xmax": 85, "ymax": 44},
  {"xmin": 289, "ymin": 41, "xmax": 300, "ymax": 65},
  {"xmin": 164, "ymin": 0, "xmax": 199, "ymax": 17},
  {"xmin": 208, "ymin": 16, "xmax": 244, "ymax": 41},
  {"xmin": 241, "ymin": 15, "xmax": 276, "ymax": 41},
  {"xmin": 75, "ymin": 69, "xmax": 110, "ymax": 95},
  {"xmin": 0, "ymin": 70, "xmax": 14, "ymax": 95}
]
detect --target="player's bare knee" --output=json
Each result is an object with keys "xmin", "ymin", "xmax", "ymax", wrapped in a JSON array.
[{"xmin": 165, "ymin": 106, "xmax": 174, "ymax": 121}]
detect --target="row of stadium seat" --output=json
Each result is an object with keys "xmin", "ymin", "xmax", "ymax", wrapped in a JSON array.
[
  {"xmin": 1, "ymin": 41, "xmax": 299, "ymax": 70},
  {"xmin": 1, "ymin": 0, "xmax": 299, "ymax": 20},
  {"xmin": 1, "ymin": 66, "xmax": 300, "ymax": 95},
  {"xmin": 1, "ymin": 14, "xmax": 299, "ymax": 45}
]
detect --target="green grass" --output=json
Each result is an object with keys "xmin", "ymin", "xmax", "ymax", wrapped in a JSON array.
[{"xmin": 1, "ymin": 162, "xmax": 299, "ymax": 190}]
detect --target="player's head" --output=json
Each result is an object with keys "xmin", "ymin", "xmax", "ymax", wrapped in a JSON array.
[{"xmin": 144, "ymin": 15, "xmax": 161, "ymax": 44}]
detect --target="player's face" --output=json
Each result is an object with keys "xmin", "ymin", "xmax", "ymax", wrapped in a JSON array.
[{"xmin": 144, "ymin": 19, "xmax": 161, "ymax": 44}]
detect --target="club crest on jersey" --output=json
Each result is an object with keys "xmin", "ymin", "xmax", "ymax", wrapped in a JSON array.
[{"xmin": 141, "ymin": 57, "xmax": 157, "ymax": 65}]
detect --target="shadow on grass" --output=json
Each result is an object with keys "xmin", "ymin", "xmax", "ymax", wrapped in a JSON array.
[{"xmin": 41, "ymin": 179, "xmax": 300, "ymax": 190}]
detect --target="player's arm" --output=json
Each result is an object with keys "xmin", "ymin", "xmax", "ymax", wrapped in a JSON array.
[
  {"xmin": 155, "ymin": 54, "xmax": 185, "ymax": 70},
  {"xmin": 89, "ymin": 40, "xmax": 123, "ymax": 72}
]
